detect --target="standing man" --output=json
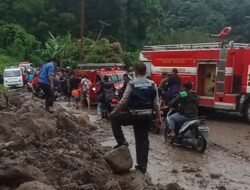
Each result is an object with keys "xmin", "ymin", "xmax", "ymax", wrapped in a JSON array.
[
  {"xmin": 110, "ymin": 63, "xmax": 161, "ymax": 174},
  {"xmin": 81, "ymin": 74, "xmax": 92, "ymax": 111},
  {"xmin": 164, "ymin": 68, "xmax": 181, "ymax": 103},
  {"xmin": 96, "ymin": 75, "xmax": 116, "ymax": 120},
  {"xmin": 39, "ymin": 58, "xmax": 59, "ymax": 113}
]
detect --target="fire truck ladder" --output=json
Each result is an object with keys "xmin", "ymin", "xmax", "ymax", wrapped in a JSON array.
[
  {"xmin": 143, "ymin": 42, "xmax": 250, "ymax": 50},
  {"xmin": 217, "ymin": 48, "xmax": 228, "ymax": 93}
]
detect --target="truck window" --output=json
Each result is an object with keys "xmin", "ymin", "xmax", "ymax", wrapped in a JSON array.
[
  {"xmin": 110, "ymin": 74, "xmax": 118, "ymax": 82},
  {"xmin": 4, "ymin": 70, "xmax": 21, "ymax": 77}
]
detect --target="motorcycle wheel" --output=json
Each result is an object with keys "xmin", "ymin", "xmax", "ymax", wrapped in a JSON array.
[{"xmin": 195, "ymin": 136, "xmax": 207, "ymax": 153}]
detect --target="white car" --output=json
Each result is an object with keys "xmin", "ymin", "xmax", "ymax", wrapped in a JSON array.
[{"xmin": 3, "ymin": 67, "xmax": 24, "ymax": 88}]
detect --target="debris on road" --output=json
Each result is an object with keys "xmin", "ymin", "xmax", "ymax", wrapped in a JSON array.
[{"xmin": 0, "ymin": 92, "xmax": 180, "ymax": 190}]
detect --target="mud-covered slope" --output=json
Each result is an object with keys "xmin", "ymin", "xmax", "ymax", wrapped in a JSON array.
[{"xmin": 0, "ymin": 92, "xmax": 182, "ymax": 190}]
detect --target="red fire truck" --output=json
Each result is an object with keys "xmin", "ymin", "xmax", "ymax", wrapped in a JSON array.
[
  {"xmin": 140, "ymin": 42, "xmax": 250, "ymax": 121},
  {"xmin": 75, "ymin": 63, "xmax": 126, "ymax": 103}
]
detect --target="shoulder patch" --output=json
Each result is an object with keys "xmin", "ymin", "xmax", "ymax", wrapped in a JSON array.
[{"xmin": 180, "ymin": 91, "xmax": 188, "ymax": 97}]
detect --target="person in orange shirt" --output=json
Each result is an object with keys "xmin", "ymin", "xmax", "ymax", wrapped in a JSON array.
[{"xmin": 72, "ymin": 87, "xmax": 81, "ymax": 109}]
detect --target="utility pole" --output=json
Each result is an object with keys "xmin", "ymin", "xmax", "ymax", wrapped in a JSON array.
[
  {"xmin": 80, "ymin": 0, "xmax": 84, "ymax": 64},
  {"xmin": 97, "ymin": 20, "xmax": 111, "ymax": 41}
]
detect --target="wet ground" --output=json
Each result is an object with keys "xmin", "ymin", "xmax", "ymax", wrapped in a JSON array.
[{"xmin": 59, "ymin": 102, "xmax": 250, "ymax": 190}]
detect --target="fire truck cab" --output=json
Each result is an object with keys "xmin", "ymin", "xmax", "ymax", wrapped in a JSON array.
[
  {"xmin": 75, "ymin": 63, "xmax": 127, "ymax": 103},
  {"xmin": 140, "ymin": 42, "xmax": 250, "ymax": 121}
]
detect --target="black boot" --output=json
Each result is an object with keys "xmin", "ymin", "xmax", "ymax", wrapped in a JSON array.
[
  {"xmin": 113, "ymin": 141, "xmax": 129, "ymax": 149},
  {"xmin": 135, "ymin": 165, "xmax": 147, "ymax": 174}
]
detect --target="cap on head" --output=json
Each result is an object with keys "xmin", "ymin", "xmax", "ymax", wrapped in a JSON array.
[
  {"xmin": 135, "ymin": 62, "xmax": 147, "ymax": 76},
  {"xmin": 172, "ymin": 68, "xmax": 178, "ymax": 75},
  {"xmin": 51, "ymin": 58, "xmax": 60, "ymax": 67},
  {"xmin": 183, "ymin": 81, "xmax": 192, "ymax": 90}
]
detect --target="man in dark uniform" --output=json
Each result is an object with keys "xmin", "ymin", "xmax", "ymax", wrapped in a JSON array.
[{"xmin": 110, "ymin": 63, "xmax": 161, "ymax": 174}]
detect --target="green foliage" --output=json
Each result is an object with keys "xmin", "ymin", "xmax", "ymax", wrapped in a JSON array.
[
  {"xmin": 1, "ymin": 0, "xmax": 250, "ymax": 67},
  {"xmin": 84, "ymin": 39, "xmax": 123, "ymax": 63},
  {"xmin": 0, "ymin": 54, "xmax": 18, "ymax": 74},
  {"xmin": 0, "ymin": 22, "xmax": 39, "ymax": 61},
  {"xmin": 39, "ymin": 32, "xmax": 79, "ymax": 66},
  {"xmin": 123, "ymin": 51, "xmax": 140, "ymax": 68}
]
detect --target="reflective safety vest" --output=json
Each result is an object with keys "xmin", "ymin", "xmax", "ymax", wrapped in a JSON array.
[{"xmin": 128, "ymin": 79, "xmax": 156, "ymax": 111}]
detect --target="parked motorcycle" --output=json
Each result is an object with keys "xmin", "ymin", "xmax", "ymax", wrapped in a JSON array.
[{"xmin": 164, "ymin": 108, "xmax": 209, "ymax": 153}]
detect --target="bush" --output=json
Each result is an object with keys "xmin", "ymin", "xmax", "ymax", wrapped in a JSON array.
[
  {"xmin": 0, "ymin": 22, "xmax": 39, "ymax": 61},
  {"xmin": 0, "ymin": 55, "xmax": 19, "ymax": 74}
]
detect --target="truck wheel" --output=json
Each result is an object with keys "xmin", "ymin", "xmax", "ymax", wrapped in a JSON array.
[{"xmin": 245, "ymin": 103, "xmax": 250, "ymax": 122}]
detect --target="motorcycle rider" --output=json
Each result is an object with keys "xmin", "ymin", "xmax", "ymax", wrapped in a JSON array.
[
  {"xmin": 97, "ymin": 75, "xmax": 116, "ymax": 120},
  {"xmin": 110, "ymin": 62, "xmax": 161, "ymax": 174},
  {"xmin": 167, "ymin": 81, "xmax": 199, "ymax": 137}
]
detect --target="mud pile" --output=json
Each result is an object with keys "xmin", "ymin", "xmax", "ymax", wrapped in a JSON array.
[{"xmin": 0, "ymin": 92, "xmax": 182, "ymax": 190}]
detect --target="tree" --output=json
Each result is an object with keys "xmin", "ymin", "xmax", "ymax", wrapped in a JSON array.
[{"xmin": 0, "ymin": 22, "xmax": 39, "ymax": 61}]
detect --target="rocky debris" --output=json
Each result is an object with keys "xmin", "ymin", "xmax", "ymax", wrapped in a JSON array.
[
  {"xmin": 182, "ymin": 166, "xmax": 200, "ymax": 173},
  {"xmin": 0, "ymin": 92, "xmax": 177, "ymax": 190},
  {"xmin": 210, "ymin": 173, "xmax": 222, "ymax": 179},
  {"xmin": 104, "ymin": 179, "xmax": 121, "ymax": 190},
  {"xmin": 117, "ymin": 170, "xmax": 153, "ymax": 190},
  {"xmin": 104, "ymin": 146, "xmax": 133, "ymax": 174},
  {"xmin": 77, "ymin": 113, "xmax": 92, "ymax": 126},
  {"xmin": 216, "ymin": 185, "xmax": 227, "ymax": 190},
  {"xmin": 16, "ymin": 181, "xmax": 56, "ymax": 190},
  {"xmin": 9, "ymin": 95, "xmax": 24, "ymax": 108},
  {"xmin": 0, "ymin": 91, "xmax": 8, "ymax": 110},
  {"xmin": 0, "ymin": 163, "xmax": 47, "ymax": 187},
  {"xmin": 166, "ymin": 183, "xmax": 184, "ymax": 190},
  {"xmin": 57, "ymin": 112, "xmax": 78, "ymax": 132}
]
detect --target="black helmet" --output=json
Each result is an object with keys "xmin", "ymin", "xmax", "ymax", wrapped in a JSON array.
[{"xmin": 183, "ymin": 81, "xmax": 192, "ymax": 90}]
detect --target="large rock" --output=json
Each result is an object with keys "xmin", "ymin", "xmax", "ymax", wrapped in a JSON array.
[
  {"xmin": 17, "ymin": 181, "xmax": 56, "ymax": 190},
  {"xmin": 105, "ymin": 179, "xmax": 121, "ymax": 190},
  {"xmin": 0, "ymin": 164, "xmax": 48, "ymax": 187},
  {"xmin": 104, "ymin": 146, "xmax": 133, "ymax": 174},
  {"xmin": 77, "ymin": 113, "xmax": 92, "ymax": 126},
  {"xmin": 9, "ymin": 96, "xmax": 23, "ymax": 108},
  {"xmin": 57, "ymin": 112, "xmax": 77, "ymax": 131}
]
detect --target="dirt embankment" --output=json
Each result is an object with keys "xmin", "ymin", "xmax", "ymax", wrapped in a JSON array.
[{"xmin": 0, "ymin": 91, "xmax": 183, "ymax": 190}]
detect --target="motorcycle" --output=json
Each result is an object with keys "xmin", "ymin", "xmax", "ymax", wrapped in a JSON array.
[{"xmin": 164, "ymin": 108, "xmax": 209, "ymax": 153}]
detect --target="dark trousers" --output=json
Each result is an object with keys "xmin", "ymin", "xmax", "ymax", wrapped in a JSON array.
[
  {"xmin": 39, "ymin": 83, "xmax": 54, "ymax": 108},
  {"xmin": 111, "ymin": 112, "xmax": 152, "ymax": 169}
]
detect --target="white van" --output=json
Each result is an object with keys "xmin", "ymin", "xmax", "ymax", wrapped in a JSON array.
[{"xmin": 3, "ymin": 67, "xmax": 24, "ymax": 88}]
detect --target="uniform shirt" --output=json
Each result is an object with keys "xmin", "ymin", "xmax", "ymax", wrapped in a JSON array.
[
  {"xmin": 120, "ymin": 76, "xmax": 160, "ymax": 112},
  {"xmin": 39, "ymin": 62, "xmax": 55, "ymax": 84}
]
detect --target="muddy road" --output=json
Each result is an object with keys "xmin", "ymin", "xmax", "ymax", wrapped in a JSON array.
[
  {"xmin": 94, "ymin": 114, "xmax": 250, "ymax": 190},
  {"xmin": 59, "ymin": 103, "xmax": 250, "ymax": 190}
]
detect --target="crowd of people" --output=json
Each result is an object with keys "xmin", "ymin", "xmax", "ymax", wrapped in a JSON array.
[
  {"xmin": 24, "ymin": 59, "xmax": 92, "ymax": 113},
  {"xmin": 33, "ymin": 59, "xmax": 199, "ymax": 175}
]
